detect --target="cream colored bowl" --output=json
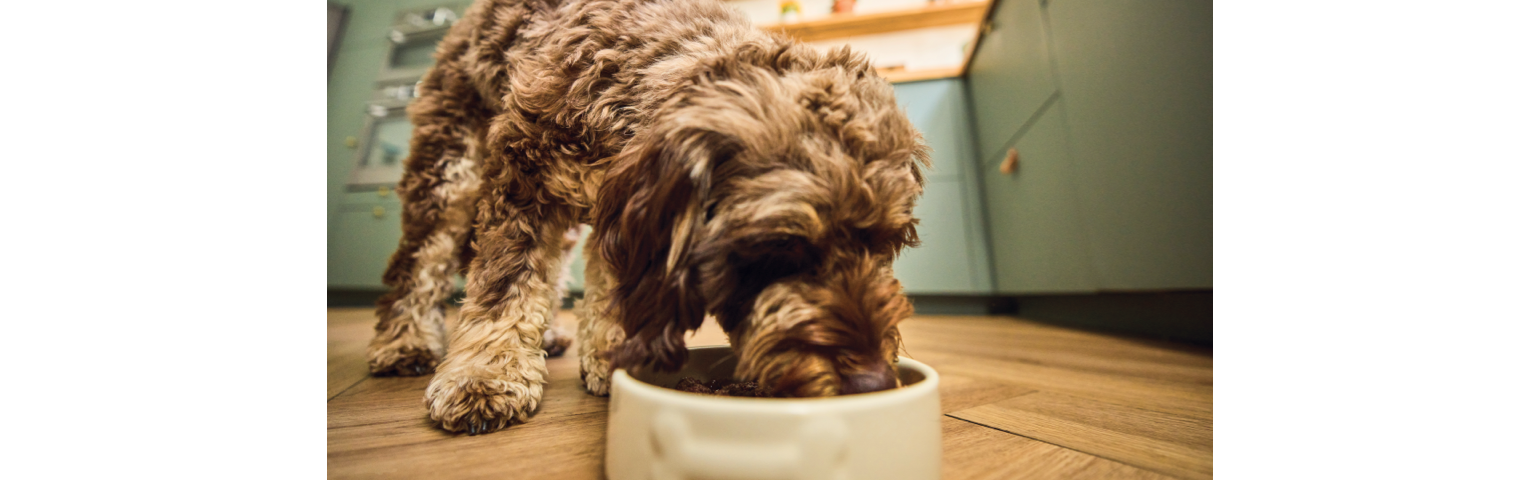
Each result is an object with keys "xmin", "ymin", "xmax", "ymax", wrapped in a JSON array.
[{"xmin": 606, "ymin": 346, "xmax": 942, "ymax": 480}]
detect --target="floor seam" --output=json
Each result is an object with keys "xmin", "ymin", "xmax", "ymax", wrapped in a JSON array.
[
  {"xmin": 329, "ymin": 375, "xmax": 371, "ymax": 402},
  {"xmin": 944, "ymin": 414, "xmax": 1182, "ymax": 478},
  {"xmin": 946, "ymin": 413, "xmax": 1031, "ymax": 438}
]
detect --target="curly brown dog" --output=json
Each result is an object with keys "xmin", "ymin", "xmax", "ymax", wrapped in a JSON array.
[{"xmin": 366, "ymin": 0, "xmax": 930, "ymax": 435}]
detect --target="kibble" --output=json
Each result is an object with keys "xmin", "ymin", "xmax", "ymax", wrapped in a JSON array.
[{"xmin": 672, "ymin": 376, "xmax": 772, "ymax": 397}]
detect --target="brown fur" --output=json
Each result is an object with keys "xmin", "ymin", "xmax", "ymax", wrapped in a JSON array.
[{"xmin": 367, "ymin": 0, "xmax": 929, "ymax": 435}]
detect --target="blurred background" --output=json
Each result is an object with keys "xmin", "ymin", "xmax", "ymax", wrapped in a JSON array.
[{"xmin": 326, "ymin": 0, "xmax": 1212, "ymax": 344}]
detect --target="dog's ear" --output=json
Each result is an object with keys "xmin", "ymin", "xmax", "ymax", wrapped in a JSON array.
[{"xmin": 593, "ymin": 126, "xmax": 741, "ymax": 372}]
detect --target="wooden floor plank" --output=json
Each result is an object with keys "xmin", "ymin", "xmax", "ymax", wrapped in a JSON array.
[
  {"xmin": 932, "ymin": 373, "xmax": 1038, "ymax": 415},
  {"xmin": 328, "ymin": 308, "xmax": 378, "ymax": 399},
  {"xmin": 328, "ymin": 411, "xmax": 609, "ymax": 479},
  {"xmin": 901, "ymin": 316, "xmax": 1213, "ymax": 384},
  {"xmin": 915, "ymin": 350, "xmax": 1213, "ymax": 421},
  {"xmin": 952, "ymin": 392, "xmax": 1212, "ymax": 479},
  {"xmin": 941, "ymin": 417, "xmax": 1175, "ymax": 480}
]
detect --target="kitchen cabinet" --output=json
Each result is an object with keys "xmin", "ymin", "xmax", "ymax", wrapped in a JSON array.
[{"xmin": 965, "ymin": 0, "xmax": 1212, "ymax": 293}]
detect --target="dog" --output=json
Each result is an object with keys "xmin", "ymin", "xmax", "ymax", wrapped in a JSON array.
[{"xmin": 365, "ymin": 0, "xmax": 930, "ymax": 435}]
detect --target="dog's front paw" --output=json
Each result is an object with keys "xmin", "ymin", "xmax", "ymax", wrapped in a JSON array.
[
  {"xmin": 424, "ymin": 370, "xmax": 543, "ymax": 435},
  {"xmin": 367, "ymin": 342, "xmax": 441, "ymax": 377}
]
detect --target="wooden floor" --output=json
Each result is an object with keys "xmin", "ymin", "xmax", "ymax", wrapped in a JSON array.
[{"xmin": 328, "ymin": 308, "xmax": 1212, "ymax": 479}]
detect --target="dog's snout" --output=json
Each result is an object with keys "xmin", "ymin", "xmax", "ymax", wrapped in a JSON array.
[{"xmin": 840, "ymin": 363, "xmax": 897, "ymax": 395}]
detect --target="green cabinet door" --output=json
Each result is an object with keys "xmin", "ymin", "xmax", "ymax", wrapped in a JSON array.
[
  {"xmin": 977, "ymin": 99, "xmax": 1097, "ymax": 293},
  {"xmin": 1044, "ymin": 0, "xmax": 1213, "ymax": 290},
  {"xmin": 891, "ymin": 79, "xmax": 993, "ymax": 294},
  {"xmin": 967, "ymin": 0, "xmax": 1058, "ymax": 160},
  {"xmin": 964, "ymin": 0, "xmax": 1212, "ymax": 292}
]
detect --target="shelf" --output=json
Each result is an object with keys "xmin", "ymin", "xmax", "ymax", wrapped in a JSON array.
[
  {"xmin": 761, "ymin": 1, "xmax": 990, "ymax": 43},
  {"xmin": 879, "ymin": 65, "xmax": 966, "ymax": 83},
  {"xmin": 746, "ymin": 1, "xmax": 997, "ymax": 83}
]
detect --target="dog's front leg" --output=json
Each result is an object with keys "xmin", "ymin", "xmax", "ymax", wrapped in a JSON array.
[
  {"xmin": 423, "ymin": 207, "xmax": 574, "ymax": 434},
  {"xmin": 576, "ymin": 235, "xmax": 625, "ymax": 396}
]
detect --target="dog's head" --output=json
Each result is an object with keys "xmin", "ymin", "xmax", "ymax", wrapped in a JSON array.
[{"xmin": 594, "ymin": 45, "xmax": 929, "ymax": 396}]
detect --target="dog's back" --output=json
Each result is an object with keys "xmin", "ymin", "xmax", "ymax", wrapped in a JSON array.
[
  {"xmin": 382, "ymin": 0, "xmax": 763, "ymax": 279},
  {"xmin": 377, "ymin": 0, "xmax": 751, "ymax": 296}
]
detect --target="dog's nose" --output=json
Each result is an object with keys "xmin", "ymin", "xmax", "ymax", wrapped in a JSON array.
[{"xmin": 840, "ymin": 364, "xmax": 897, "ymax": 394}]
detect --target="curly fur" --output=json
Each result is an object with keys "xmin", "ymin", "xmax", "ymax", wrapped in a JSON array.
[{"xmin": 367, "ymin": 0, "xmax": 929, "ymax": 435}]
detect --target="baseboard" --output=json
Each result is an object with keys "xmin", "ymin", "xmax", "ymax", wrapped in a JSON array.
[
  {"xmin": 328, "ymin": 289, "xmax": 385, "ymax": 308},
  {"xmin": 907, "ymin": 295, "xmax": 1017, "ymax": 315},
  {"xmin": 1012, "ymin": 290, "xmax": 1212, "ymax": 346}
]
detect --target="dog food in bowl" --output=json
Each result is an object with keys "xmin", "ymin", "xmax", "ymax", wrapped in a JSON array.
[
  {"xmin": 673, "ymin": 377, "xmax": 773, "ymax": 397},
  {"xmin": 607, "ymin": 345, "xmax": 942, "ymax": 480}
]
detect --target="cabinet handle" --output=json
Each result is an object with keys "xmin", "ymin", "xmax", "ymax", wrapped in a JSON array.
[
  {"xmin": 378, "ymin": 186, "xmax": 391, "ymax": 197},
  {"xmin": 372, "ymin": 206, "xmax": 386, "ymax": 219},
  {"xmin": 999, "ymin": 148, "xmax": 1019, "ymax": 175}
]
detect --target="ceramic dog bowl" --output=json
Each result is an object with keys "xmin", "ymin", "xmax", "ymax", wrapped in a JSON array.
[{"xmin": 606, "ymin": 346, "xmax": 942, "ymax": 480}]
